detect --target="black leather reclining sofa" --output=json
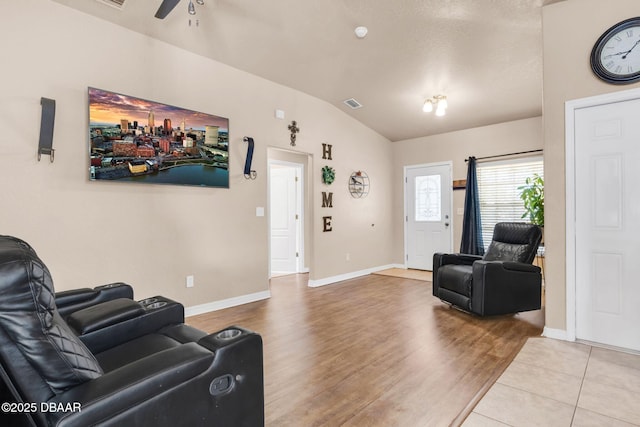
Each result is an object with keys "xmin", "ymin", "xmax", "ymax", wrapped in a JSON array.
[{"xmin": 0, "ymin": 235, "xmax": 264, "ymax": 427}]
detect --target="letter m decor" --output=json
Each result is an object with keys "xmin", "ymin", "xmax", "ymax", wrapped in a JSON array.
[{"xmin": 322, "ymin": 192, "xmax": 333, "ymax": 208}]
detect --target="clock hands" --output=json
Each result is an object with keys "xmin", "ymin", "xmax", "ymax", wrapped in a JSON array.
[
  {"xmin": 623, "ymin": 38, "xmax": 640, "ymax": 58},
  {"xmin": 604, "ymin": 38, "xmax": 640, "ymax": 60}
]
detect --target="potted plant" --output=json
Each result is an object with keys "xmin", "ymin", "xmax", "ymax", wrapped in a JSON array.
[{"xmin": 519, "ymin": 174, "xmax": 544, "ymax": 228}]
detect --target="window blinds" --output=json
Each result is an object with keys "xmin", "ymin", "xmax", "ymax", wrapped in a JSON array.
[{"xmin": 477, "ymin": 157, "xmax": 543, "ymax": 250}]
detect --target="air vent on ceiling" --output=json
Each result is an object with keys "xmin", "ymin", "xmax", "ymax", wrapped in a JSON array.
[
  {"xmin": 343, "ymin": 98, "xmax": 363, "ymax": 110},
  {"xmin": 96, "ymin": 0, "xmax": 126, "ymax": 10}
]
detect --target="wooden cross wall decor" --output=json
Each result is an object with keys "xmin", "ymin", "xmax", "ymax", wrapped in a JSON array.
[{"xmin": 288, "ymin": 121, "xmax": 300, "ymax": 146}]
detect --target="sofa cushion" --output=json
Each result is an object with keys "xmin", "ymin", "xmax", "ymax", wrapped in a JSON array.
[
  {"xmin": 437, "ymin": 264, "xmax": 473, "ymax": 297},
  {"xmin": 94, "ymin": 324, "xmax": 207, "ymax": 373},
  {"xmin": 95, "ymin": 333, "xmax": 182, "ymax": 373}
]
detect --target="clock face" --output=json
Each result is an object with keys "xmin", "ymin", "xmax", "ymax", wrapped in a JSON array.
[{"xmin": 591, "ymin": 18, "xmax": 640, "ymax": 84}]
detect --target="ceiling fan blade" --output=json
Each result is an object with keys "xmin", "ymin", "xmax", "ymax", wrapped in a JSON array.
[{"xmin": 155, "ymin": 0, "xmax": 181, "ymax": 19}]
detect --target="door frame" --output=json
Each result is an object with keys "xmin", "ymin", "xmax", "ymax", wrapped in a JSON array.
[
  {"xmin": 268, "ymin": 159, "xmax": 305, "ymax": 277},
  {"xmin": 403, "ymin": 161, "xmax": 454, "ymax": 270},
  {"xmin": 565, "ymin": 86, "xmax": 640, "ymax": 342}
]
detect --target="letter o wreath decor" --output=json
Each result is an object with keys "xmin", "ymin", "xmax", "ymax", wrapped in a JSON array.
[{"xmin": 322, "ymin": 166, "xmax": 335, "ymax": 185}]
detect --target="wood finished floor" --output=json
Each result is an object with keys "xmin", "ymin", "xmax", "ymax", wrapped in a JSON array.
[{"xmin": 187, "ymin": 273, "xmax": 544, "ymax": 426}]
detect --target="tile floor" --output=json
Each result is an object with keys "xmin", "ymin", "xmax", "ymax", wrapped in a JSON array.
[{"xmin": 462, "ymin": 337, "xmax": 640, "ymax": 426}]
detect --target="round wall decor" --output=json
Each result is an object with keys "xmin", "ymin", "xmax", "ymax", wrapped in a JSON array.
[{"xmin": 349, "ymin": 171, "xmax": 369, "ymax": 198}]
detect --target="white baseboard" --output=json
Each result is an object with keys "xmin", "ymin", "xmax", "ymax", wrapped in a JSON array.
[
  {"xmin": 542, "ymin": 327, "xmax": 569, "ymax": 341},
  {"xmin": 185, "ymin": 290, "xmax": 271, "ymax": 317},
  {"xmin": 308, "ymin": 264, "xmax": 400, "ymax": 288},
  {"xmin": 388, "ymin": 263, "xmax": 406, "ymax": 269}
]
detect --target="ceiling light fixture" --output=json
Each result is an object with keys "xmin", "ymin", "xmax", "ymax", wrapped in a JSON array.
[
  {"xmin": 354, "ymin": 26, "xmax": 368, "ymax": 39},
  {"xmin": 423, "ymin": 95, "xmax": 448, "ymax": 116}
]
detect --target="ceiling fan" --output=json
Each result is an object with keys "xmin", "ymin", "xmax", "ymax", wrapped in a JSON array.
[{"xmin": 155, "ymin": 0, "xmax": 204, "ymax": 19}]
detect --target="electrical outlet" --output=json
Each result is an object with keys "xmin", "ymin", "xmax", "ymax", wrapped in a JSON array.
[
  {"xmin": 186, "ymin": 275, "xmax": 194, "ymax": 288},
  {"xmin": 346, "ymin": 253, "xmax": 350, "ymax": 261}
]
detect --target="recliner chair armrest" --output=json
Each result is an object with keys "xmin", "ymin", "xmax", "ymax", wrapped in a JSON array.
[
  {"xmin": 501, "ymin": 261, "xmax": 541, "ymax": 273},
  {"xmin": 470, "ymin": 261, "xmax": 542, "ymax": 316},
  {"xmin": 434, "ymin": 253, "xmax": 482, "ymax": 267},
  {"xmin": 47, "ymin": 343, "xmax": 215, "ymax": 427},
  {"xmin": 197, "ymin": 325, "xmax": 261, "ymax": 353},
  {"xmin": 78, "ymin": 297, "xmax": 185, "ymax": 353},
  {"xmin": 56, "ymin": 283, "xmax": 134, "ymax": 318},
  {"xmin": 66, "ymin": 298, "xmax": 146, "ymax": 335}
]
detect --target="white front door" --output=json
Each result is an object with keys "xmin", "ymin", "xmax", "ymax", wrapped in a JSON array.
[
  {"xmin": 405, "ymin": 163, "xmax": 453, "ymax": 270},
  {"xmin": 270, "ymin": 164, "xmax": 299, "ymax": 275},
  {"xmin": 574, "ymin": 98, "xmax": 640, "ymax": 351}
]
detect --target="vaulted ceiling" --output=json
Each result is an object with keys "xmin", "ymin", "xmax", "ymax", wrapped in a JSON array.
[{"xmin": 52, "ymin": 0, "xmax": 563, "ymax": 141}]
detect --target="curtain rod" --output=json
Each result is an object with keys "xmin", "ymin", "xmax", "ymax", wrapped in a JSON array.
[{"xmin": 465, "ymin": 149, "xmax": 543, "ymax": 162}]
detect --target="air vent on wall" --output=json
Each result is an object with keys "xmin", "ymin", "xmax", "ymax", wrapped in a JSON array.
[
  {"xmin": 96, "ymin": 0, "xmax": 126, "ymax": 10},
  {"xmin": 343, "ymin": 98, "xmax": 363, "ymax": 110}
]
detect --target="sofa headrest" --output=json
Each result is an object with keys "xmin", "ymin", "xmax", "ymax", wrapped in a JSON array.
[
  {"xmin": 483, "ymin": 223, "xmax": 542, "ymax": 264},
  {"xmin": 0, "ymin": 235, "xmax": 102, "ymax": 392}
]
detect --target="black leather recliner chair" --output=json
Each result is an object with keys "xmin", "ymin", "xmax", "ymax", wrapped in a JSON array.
[
  {"xmin": 432, "ymin": 222, "xmax": 542, "ymax": 316},
  {"xmin": 0, "ymin": 235, "xmax": 264, "ymax": 427}
]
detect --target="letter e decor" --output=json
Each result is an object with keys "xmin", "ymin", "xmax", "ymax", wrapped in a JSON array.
[{"xmin": 323, "ymin": 216, "xmax": 333, "ymax": 232}]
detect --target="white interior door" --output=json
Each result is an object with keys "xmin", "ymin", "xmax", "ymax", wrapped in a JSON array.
[
  {"xmin": 405, "ymin": 163, "xmax": 453, "ymax": 270},
  {"xmin": 270, "ymin": 164, "xmax": 299, "ymax": 275},
  {"xmin": 574, "ymin": 98, "xmax": 640, "ymax": 351}
]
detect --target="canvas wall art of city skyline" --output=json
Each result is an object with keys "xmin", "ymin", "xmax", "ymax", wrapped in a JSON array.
[{"xmin": 88, "ymin": 87, "xmax": 229, "ymax": 188}]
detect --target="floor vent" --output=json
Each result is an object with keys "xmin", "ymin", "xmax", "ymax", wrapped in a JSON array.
[
  {"xmin": 96, "ymin": 0, "xmax": 126, "ymax": 10},
  {"xmin": 343, "ymin": 98, "xmax": 363, "ymax": 110}
]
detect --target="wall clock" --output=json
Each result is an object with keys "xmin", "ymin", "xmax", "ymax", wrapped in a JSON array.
[{"xmin": 591, "ymin": 17, "xmax": 640, "ymax": 84}]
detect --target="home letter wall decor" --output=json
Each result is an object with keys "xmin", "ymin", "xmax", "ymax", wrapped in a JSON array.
[
  {"xmin": 322, "ymin": 143, "xmax": 333, "ymax": 160},
  {"xmin": 321, "ymin": 143, "xmax": 334, "ymax": 232},
  {"xmin": 322, "ymin": 192, "xmax": 333, "ymax": 208},
  {"xmin": 323, "ymin": 216, "xmax": 333, "ymax": 232}
]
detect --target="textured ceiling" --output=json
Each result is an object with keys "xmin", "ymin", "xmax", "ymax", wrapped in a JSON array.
[{"xmin": 52, "ymin": 0, "xmax": 562, "ymax": 141}]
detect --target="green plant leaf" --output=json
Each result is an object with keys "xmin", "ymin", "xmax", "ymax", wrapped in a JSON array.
[{"xmin": 519, "ymin": 174, "xmax": 544, "ymax": 226}]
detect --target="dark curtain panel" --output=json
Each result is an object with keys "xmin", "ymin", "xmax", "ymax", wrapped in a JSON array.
[{"xmin": 460, "ymin": 157, "xmax": 484, "ymax": 255}]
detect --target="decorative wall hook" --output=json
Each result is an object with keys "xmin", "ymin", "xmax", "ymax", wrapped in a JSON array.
[
  {"xmin": 243, "ymin": 136, "xmax": 257, "ymax": 179},
  {"xmin": 288, "ymin": 120, "xmax": 299, "ymax": 146}
]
